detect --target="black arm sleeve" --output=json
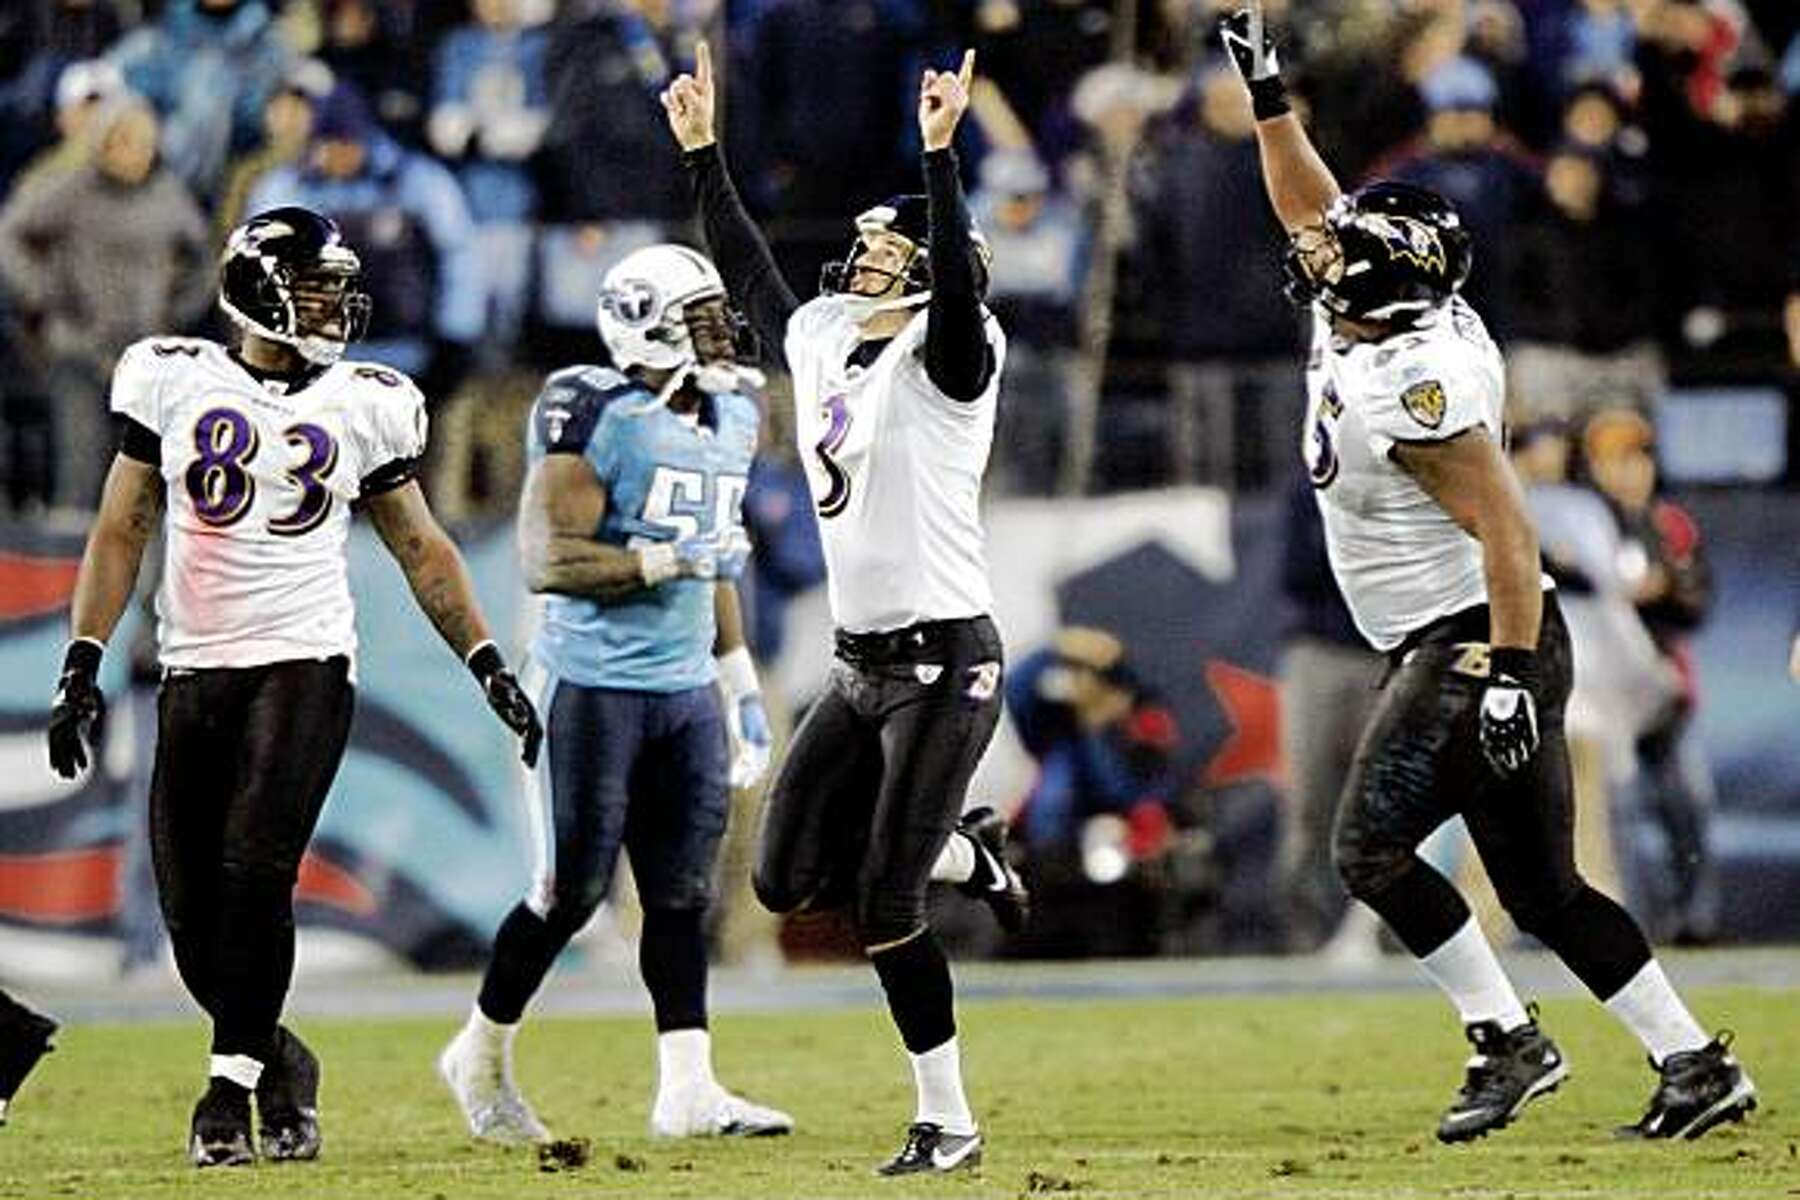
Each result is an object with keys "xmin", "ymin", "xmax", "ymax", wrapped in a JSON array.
[
  {"xmin": 683, "ymin": 144, "xmax": 799, "ymax": 369},
  {"xmin": 922, "ymin": 148, "xmax": 994, "ymax": 402},
  {"xmin": 113, "ymin": 413, "xmax": 161, "ymax": 466}
]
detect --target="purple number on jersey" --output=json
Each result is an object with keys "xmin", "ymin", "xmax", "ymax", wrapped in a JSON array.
[
  {"xmin": 186, "ymin": 407, "xmax": 260, "ymax": 526},
  {"xmin": 267, "ymin": 422, "xmax": 340, "ymax": 537},
  {"xmin": 814, "ymin": 393, "xmax": 853, "ymax": 519}
]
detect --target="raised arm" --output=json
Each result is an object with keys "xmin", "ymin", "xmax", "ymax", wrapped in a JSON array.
[
  {"xmin": 920, "ymin": 50, "xmax": 994, "ymax": 402},
  {"xmin": 663, "ymin": 41, "xmax": 799, "ymax": 365},
  {"xmin": 1220, "ymin": 7, "xmax": 1342, "ymax": 232}
]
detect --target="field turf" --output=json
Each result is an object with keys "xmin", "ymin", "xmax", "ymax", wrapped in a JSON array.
[{"xmin": 0, "ymin": 986, "xmax": 1789, "ymax": 1198}]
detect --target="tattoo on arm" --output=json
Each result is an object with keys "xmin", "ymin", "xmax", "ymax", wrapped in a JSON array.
[{"xmin": 370, "ymin": 484, "xmax": 492, "ymax": 657}]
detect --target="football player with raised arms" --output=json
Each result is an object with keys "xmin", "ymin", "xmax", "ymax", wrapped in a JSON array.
[
  {"xmin": 436, "ymin": 243, "xmax": 793, "ymax": 1143},
  {"xmin": 1220, "ymin": 7, "xmax": 1754, "ymax": 1144},
  {"xmin": 661, "ymin": 43, "xmax": 1028, "ymax": 1176},
  {"xmin": 44, "ymin": 207, "xmax": 544, "ymax": 1167}
]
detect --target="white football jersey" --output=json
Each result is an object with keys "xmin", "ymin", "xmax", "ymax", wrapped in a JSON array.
[
  {"xmin": 785, "ymin": 295, "xmax": 1006, "ymax": 633},
  {"xmin": 1300, "ymin": 296, "xmax": 1543, "ymax": 651},
  {"xmin": 110, "ymin": 337, "xmax": 427, "ymax": 670}
]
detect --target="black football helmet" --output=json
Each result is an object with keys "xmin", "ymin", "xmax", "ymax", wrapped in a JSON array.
[
  {"xmin": 1282, "ymin": 181, "xmax": 1473, "ymax": 323},
  {"xmin": 218, "ymin": 206, "xmax": 372, "ymax": 365},
  {"xmin": 819, "ymin": 194, "xmax": 990, "ymax": 306}
]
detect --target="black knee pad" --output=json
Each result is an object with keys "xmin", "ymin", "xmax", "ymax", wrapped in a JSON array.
[
  {"xmin": 752, "ymin": 867, "xmax": 803, "ymax": 915},
  {"xmin": 1332, "ymin": 825, "xmax": 1415, "ymax": 903}
]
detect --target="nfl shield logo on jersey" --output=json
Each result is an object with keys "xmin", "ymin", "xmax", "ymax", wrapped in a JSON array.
[{"xmin": 1401, "ymin": 379, "xmax": 1448, "ymax": 430}]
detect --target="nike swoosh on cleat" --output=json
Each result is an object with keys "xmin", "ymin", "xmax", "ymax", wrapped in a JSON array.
[{"xmin": 931, "ymin": 1137, "xmax": 980, "ymax": 1170}]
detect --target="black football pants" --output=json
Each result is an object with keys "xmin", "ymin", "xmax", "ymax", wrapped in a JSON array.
[
  {"xmin": 149, "ymin": 657, "xmax": 353, "ymax": 1064},
  {"xmin": 1333, "ymin": 595, "xmax": 1654, "ymax": 1000},
  {"xmin": 754, "ymin": 616, "xmax": 1004, "ymax": 948}
]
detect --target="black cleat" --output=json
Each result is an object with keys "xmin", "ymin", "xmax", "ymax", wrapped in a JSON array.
[
  {"xmin": 1617, "ymin": 1033, "xmax": 1756, "ymax": 1141},
  {"xmin": 257, "ymin": 1025, "xmax": 322, "ymax": 1161},
  {"xmin": 0, "ymin": 994, "xmax": 58, "ymax": 1126},
  {"xmin": 1436, "ymin": 1016, "xmax": 1568, "ymax": 1144},
  {"xmin": 876, "ymin": 1122, "xmax": 982, "ymax": 1176},
  {"xmin": 190, "ymin": 1077, "xmax": 255, "ymax": 1168},
  {"xmin": 955, "ymin": 806, "xmax": 1029, "ymax": 933}
]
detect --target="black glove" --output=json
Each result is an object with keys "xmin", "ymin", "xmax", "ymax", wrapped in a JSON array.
[
  {"xmin": 1218, "ymin": 7, "xmax": 1291, "ymax": 121},
  {"xmin": 48, "ymin": 639, "xmax": 106, "ymax": 779},
  {"xmin": 467, "ymin": 642, "xmax": 543, "ymax": 767},
  {"xmin": 1479, "ymin": 647, "xmax": 1540, "ymax": 777}
]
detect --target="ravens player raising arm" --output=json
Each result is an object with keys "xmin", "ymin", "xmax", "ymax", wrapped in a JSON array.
[
  {"xmin": 1221, "ymin": 8, "xmax": 1754, "ymax": 1145},
  {"xmin": 663, "ymin": 43, "xmax": 1028, "ymax": 1176},
  {"xmin": 45, "ymin": 207, "xmax": 540, "ymax": 1169},
  {"xmin": 438, "ymin": 243, "xmax": 792, "ymax": 1145}
]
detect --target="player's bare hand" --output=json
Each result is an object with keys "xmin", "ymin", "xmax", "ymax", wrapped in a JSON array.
[
  {"xmin": 660, "ymin": 40, "xmax": 717, "ymax": 152},
  {"xmin": 919, "ymin": 49, "xmax": 975, "ymax": 152}
]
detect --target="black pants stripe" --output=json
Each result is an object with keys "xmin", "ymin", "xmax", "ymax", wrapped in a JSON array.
[
  {"xmin": 149, "ymin": 657, "xmax": 353, "ymax": 1062},
  {"xmin": 754, "ymin": 617, "xmax": 1003, "ymax": 947}
]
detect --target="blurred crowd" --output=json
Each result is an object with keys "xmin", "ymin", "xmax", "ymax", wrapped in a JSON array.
[{"xmin": 0, "ymin": 0, "xmax": 1795, "ymax": 520}]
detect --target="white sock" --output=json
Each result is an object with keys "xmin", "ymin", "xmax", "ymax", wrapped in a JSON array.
[
  {"xmin": 1415, "ymin": 918, "xmax": 1531, "ymax": 1031},
  {"xmin": 930, "ymin": 833, "xmax": 976, "ymax": 884},
  {"xmin": 463, "ymin": 1005, "xmax": 515, "ymax": 1064},
  {"xmin": 657, "ymin": 1027, "xmax": 717, "ymax": 1098},
  {"xmin": 910, "ymin": 1037, "xmax": 975, "ymax": 1135},
  {"xmin": 209, "ymin": 1053, "xmax": 263, "ymax": 1090},
  {"xmin": 1603, "ymin": 960, "xmax": 1710, "ymax": 1065}
]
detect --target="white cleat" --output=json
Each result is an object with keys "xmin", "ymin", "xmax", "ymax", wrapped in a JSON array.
[
  {"xmin": 437, "ymin": 1029, "xmax": 551, "ymax": 1144},
  {"xmin": 651, "ymin": 1085, "xmax": 794, "ymax": 1138}
]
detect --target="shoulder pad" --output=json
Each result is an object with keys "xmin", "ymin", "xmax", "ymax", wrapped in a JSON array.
[{"xmin": 534, "ymin": 365, "xmax": 647, "ymax": 454}]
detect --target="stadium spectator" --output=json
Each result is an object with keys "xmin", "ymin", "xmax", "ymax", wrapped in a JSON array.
[
  {"xmin": 970, "ymin": 0, "xmax": 1116, "ymax": 170},
  {"xmin": 215, "ymin": 57, "xmax": 334, "ymax": 242},
  {"xmin": 1004, "ymin": 629, "xmax": 1179, "ymax": 959},
  {"xmin": 535, "ymin": 0, "xmax": 695, "ymax": 224},
  {"xmin": 972, "ymin": 146, "xmax": 1087, "ymax": 493},
  {"xmin": 317, "ymin": 0, "xmax": 429, "ymax": 148},
  {"xmin": 1583, "ymin": 408, "xmax": 1721, "ymax": 944},
  {"xmin": 744, "ymin": 0, "xmax": 924, "ymax": 284},
  {"xmin": 1511, "ymin": 418, "xmax": 1673, "ymax": 917},
  {"xmin": 108, "ymin": 0, "xmax": 293, "ymax": 196},
  {"xmin": 10, "ymin": 59, "xmax": 127, "ymax": 205},
  {"xmin": 0, "ymin": 59, "xmax": 128, "ymax": 512},
  {"xmin": 1275, "ymin": 471, "xmax": 1386, "ymax": 958},
  {"xmin": 0, "ymin": 0, "xmax": 127, "ymax": 191},
  {"xmin": 1661, "ymin": 66, "xmax": 1797, "ymax": 365},
  {"xmin": 0, "ymin": 96, "xmax": 211, "ymax": 513},
  {"xmin": 1136, "ymin": 61, "xmax": 1301, "ymax": 489},
  {"xmin": 1372, "ymin": 55, "xmax": 1541, "ymax": 339},
  {"xmin": 246, "ymin": 82, "xmax": 483, "ymax": 406},
  {"xmin": 1506, "ymin": 131, "xmax": 1663, "ymax": 422},
  {"xmin": 428, "ymin": 0, "xmax": 550, "ymax": 349}
]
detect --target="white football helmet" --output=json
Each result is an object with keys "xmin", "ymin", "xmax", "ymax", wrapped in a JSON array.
[{"xmin": 596, "ymin": 244, "xmax": 762, "ymax": 397}]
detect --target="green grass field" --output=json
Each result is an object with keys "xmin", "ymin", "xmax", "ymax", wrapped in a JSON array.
[{"xmin": 0, "ymin": 987, "xmax": 1790, "ymax": 1199}]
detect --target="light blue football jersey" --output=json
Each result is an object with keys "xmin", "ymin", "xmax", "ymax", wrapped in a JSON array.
[{"xmin": 526, "ymin": 365, "xmax": 759, "ymax": 691}]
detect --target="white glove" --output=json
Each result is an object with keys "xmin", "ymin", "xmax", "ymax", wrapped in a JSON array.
[{"xmin": 716, "ymin": 646, "xmax": 772, "ymax": 789}]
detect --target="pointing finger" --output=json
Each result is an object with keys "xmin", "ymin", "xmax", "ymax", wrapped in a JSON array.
[
  {"xmin": 958, "ymin": 48, "xmax": 975, "ymax": 92},
  {"xmin": 696, "ymin": 40, "xmax": 712, "ymax": 89}
]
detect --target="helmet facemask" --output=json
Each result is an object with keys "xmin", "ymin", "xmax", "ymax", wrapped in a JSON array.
[{"xmin": 219, "ymin": 212, "xmax": 372, "ymax": 367}]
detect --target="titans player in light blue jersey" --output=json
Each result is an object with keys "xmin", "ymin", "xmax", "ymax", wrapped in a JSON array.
[{"xmin": 438, "ymin": 244, "xmax": 792, "ymax": 1142}]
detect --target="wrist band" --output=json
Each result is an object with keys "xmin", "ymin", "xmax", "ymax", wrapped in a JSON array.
[
  {"xmin": 62, "ymin": 639, "xmax": 104, "ymax": 676},
  {"xmin": 1248, "ymin": 76, "xmax": 1291, "ymax": 121},
  {"xmin": 465, "ymin": 641, "xmax": 504, "ymax": 683},
  {"xmin": 1490, "ymin": 646, "xmax": 1539, "ymax": 689},
  {"xmin": 638, "ymin": 543, "xmax": 679, "ymax": 586},
  {"xmin": 715, "ymin": 645, "xmax": 759, "ymax": 701}
]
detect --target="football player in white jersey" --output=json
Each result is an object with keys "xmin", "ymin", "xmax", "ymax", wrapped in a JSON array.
[
  {"xmin": 44, "ymin": 207, "xmax": 543, "ymax": 1168},
  {"xmin": 662, "ymin": 44, "xmax": 1027, "ymax": 1175},
  {"xmin": 1221, "ymin": 8, "xmax": 1754, "ymax": 1145}
]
